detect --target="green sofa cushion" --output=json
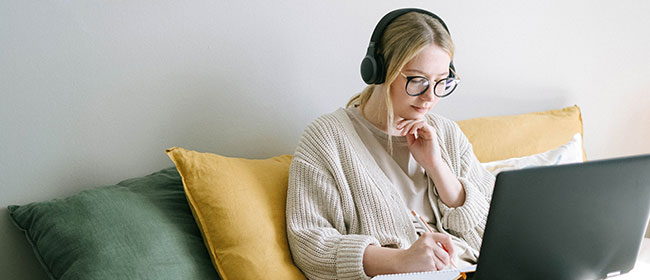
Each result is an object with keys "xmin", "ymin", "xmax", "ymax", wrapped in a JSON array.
[{"xmin": 8, "ymin": 167, "xmax": 220, "ymax": 280}]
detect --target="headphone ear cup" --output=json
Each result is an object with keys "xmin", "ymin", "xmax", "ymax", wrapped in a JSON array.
[
  {"xmin": 374, "ymin": 54, "xmax": 385, "ymax": 84},
  {"xmin": 360, "ymin": 55, "xmax": 378, "ymax": 84}
]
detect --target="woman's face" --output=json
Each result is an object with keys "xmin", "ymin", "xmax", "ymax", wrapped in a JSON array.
[{"xmin": 389, "ymin": 43, "xmax": 451, "ymax": 121}]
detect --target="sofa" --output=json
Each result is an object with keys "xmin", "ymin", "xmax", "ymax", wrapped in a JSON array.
[{"xmin": 10, "ymin": 105, "xmax": 617, "ymax": 280}]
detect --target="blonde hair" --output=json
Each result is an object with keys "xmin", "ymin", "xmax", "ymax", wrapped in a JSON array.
[{"xmin": 346, "ymin": 11, "xmax": 455, "ymax": 154}]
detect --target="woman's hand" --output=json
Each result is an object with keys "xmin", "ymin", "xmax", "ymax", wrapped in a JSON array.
[
  {"xmin": 397, "ymin": 118, "xmax": 441, "ymax": 170},
  {"xmin": 396, "ymin": 117, "xmax": 466, "ymax": 208},
  {"xmin": 398, "ymin": 232, "xmax": 455, "ymax": 272},
  {"xmin": 362, "ymin": 232, "xmax": 456, "ymax": 277}
]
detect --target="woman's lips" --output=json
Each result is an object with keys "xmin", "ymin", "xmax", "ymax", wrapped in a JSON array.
[{"xmin": 411, "ymin": 105, "xmax": 428, "ymax": 113}]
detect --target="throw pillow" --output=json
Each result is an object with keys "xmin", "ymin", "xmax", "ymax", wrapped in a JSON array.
[
  {"xmin": 165, "ymin": 147, "xmax": 306, "ymax": 280},
  {"xmin": 481, "ymin": 133, "xmax": 584, "ymax": 175},
  {"xmin": 7, "ymin": 167, "xmax": 219, "ymax": 280},
  {"xmin": 456, "ymin": 105, "xmax": 586, "ymax": 163}
]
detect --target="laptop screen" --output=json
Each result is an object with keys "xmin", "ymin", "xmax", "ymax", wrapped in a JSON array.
[{"xmin": 473, "ymin": 153, "xmax": 650, "ymax": 280}]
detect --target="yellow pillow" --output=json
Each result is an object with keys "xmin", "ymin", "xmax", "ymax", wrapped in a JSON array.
[
  {"xmin": 456, "ymin": 105, "xmax": 586, "ymax": 163},
  {"xmin": 165, "ymin": 147, "xmax": 306, "ymax": 280}
]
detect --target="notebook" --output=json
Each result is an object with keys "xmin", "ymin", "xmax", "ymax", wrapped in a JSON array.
[{"xmin": 372, "ymin": 265, "xmax": 476, "ymax": 280}]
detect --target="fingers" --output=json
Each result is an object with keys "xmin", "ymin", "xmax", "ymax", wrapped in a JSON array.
[
  {"xmin": 397, "ymin": 119, "xmax": 426, "ymax": 136},
  {"xmin": 433, "ymin": 254, "xmax": 446, "ymax": 271},
  {"xmin": 396, "ymin": 119, "xmax": 415, "ymax": 135},
  {"xmin": 419, "ymin": 233, "xmax": 452, "ymax": 270},
  {"xmin": 397, "ymin": 118, "xmax": 421, "ymax": 130},
  {"xmin": 434, "ymin": 235, "xmax": 455, "ymax": 257},
  {"xmin": 432, "ymin": 242, "xmax": 451, "ymax": 268},
  {"xmin": 408, "ymin": 121, "xmax": 424, "ymax": 136}
]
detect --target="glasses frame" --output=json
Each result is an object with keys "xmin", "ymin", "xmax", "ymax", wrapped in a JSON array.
[{"xmin": 399, "ymin": 67, "xmax": 461, "ymax": 98}]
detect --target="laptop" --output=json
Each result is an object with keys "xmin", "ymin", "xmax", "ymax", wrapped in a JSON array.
[{"xmin": 472, "ymin": 153, "xmax": 650, "ymax": 280}]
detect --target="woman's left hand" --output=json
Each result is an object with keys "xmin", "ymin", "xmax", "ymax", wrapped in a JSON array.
[
  {"xmin": 397, "ymin": 118, "xmax": 442, "ymax": 170},
  {"xmin": 398, "ymin": 117, "xmax": 466, "ymax": 208}
]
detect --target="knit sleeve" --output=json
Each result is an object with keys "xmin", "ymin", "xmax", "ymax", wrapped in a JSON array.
[
  {"xmin": 435, "ymin": 125, "xmax": 495, "ymax": 251},
  {"xmin": 286, "ymin": 157, "xmax": 379, "ymax": 280}
]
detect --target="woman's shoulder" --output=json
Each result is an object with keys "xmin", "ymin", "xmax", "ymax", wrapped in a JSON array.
[
  {"xmin": 293, "ymin": 108, "xmax": 356, "ymax": 163},
  {"xmin": 303, "ymin": 108, "xmax": 348, "ymax": 132},
  {"xmin": 298, "ymin": 108, "xmax": 352, "ymax": 143}
]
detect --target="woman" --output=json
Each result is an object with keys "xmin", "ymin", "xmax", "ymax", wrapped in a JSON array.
[{"xmin": 286, "ymin": 8, "xmax": 495, "ymax": 280}]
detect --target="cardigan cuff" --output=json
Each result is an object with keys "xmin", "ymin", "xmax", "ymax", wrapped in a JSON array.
[
  {"xmin": 437, "ymin": 177, "xmax": 490, "ymax": 234},
  {"xmin": 335, "ymin": 234, "xmax": 380, "ymax": 280}
]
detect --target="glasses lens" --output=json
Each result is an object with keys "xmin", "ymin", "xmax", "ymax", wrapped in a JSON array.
[
  {"xmin": 434, "ymin": 78, "xmax": 459, "ymax": 97},
  {"xmin": 406, "ymin": 77, "xmax": 429, "ymax": 96}
]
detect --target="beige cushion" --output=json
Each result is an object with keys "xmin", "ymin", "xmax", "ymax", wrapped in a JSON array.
[{"xmin": 481, "ymin": 133, "xmax": 584, "ymax": 175}]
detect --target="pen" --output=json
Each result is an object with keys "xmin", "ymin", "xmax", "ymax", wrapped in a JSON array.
[{"xmin": 411, "ymin": 210, "xmax": 457, "ymax": 269}]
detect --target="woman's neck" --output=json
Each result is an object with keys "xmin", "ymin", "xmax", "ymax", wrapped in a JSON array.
[{"xmin": 361, "ymin": 86, "xmax": 403, "ymax": 136}]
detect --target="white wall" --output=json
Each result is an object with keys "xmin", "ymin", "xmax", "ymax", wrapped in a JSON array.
[{"xmin": 2, "ymin": 1, "xmax": 649, "ymax": 278}]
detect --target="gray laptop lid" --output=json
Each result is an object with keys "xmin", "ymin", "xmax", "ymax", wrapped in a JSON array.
[{"xmin": 474, "ymin": 153, "xmax": 650, "ymax": 280}]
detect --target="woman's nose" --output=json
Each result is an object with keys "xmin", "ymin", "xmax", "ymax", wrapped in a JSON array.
[{"xmin": 419, "ymin": 86, "xmax": 437, "ymax": 102}]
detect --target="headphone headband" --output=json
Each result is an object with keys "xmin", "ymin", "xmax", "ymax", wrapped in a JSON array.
[
  {"xmin": 360, "ymin": 8, "xmax": 455, "ymax": 85},
  {"xmin": 368, "ymin": 8, "xmax": 451, "ymax": 50}
]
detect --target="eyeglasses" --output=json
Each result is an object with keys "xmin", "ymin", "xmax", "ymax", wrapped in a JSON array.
[{"xmin": 399, "ymin": 67, "xmax": 461, "ymax": 98}]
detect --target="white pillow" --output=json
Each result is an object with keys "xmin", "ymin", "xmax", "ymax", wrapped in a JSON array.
[{"xmin": 480, "ymin": 133, "xmax": 584, "ymax": 176}]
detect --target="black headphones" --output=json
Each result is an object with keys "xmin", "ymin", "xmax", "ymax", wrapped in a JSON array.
[{"xmin": 360, "ymin": 8, "xmax": 456, "ymax": 85}]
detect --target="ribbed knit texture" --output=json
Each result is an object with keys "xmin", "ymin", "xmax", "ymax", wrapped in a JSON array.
[{"xmin": 286, "ymin": 108, "xmax": 495, "ymax": 280}]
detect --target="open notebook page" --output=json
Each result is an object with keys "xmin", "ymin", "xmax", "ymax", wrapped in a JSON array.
[{"xmin": 371, "ymin": 265, "xmax": 476, "ymax": 280}]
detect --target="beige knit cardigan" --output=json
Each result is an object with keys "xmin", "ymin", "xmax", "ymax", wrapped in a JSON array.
[{"xmin": 286, "ymin": 108, "xmax": 495, "ymax": 280}]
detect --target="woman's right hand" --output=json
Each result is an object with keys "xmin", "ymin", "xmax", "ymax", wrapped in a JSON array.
[{"xmin": 398, "ymin": 232, "xmax": 455, "ymax": 272}]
